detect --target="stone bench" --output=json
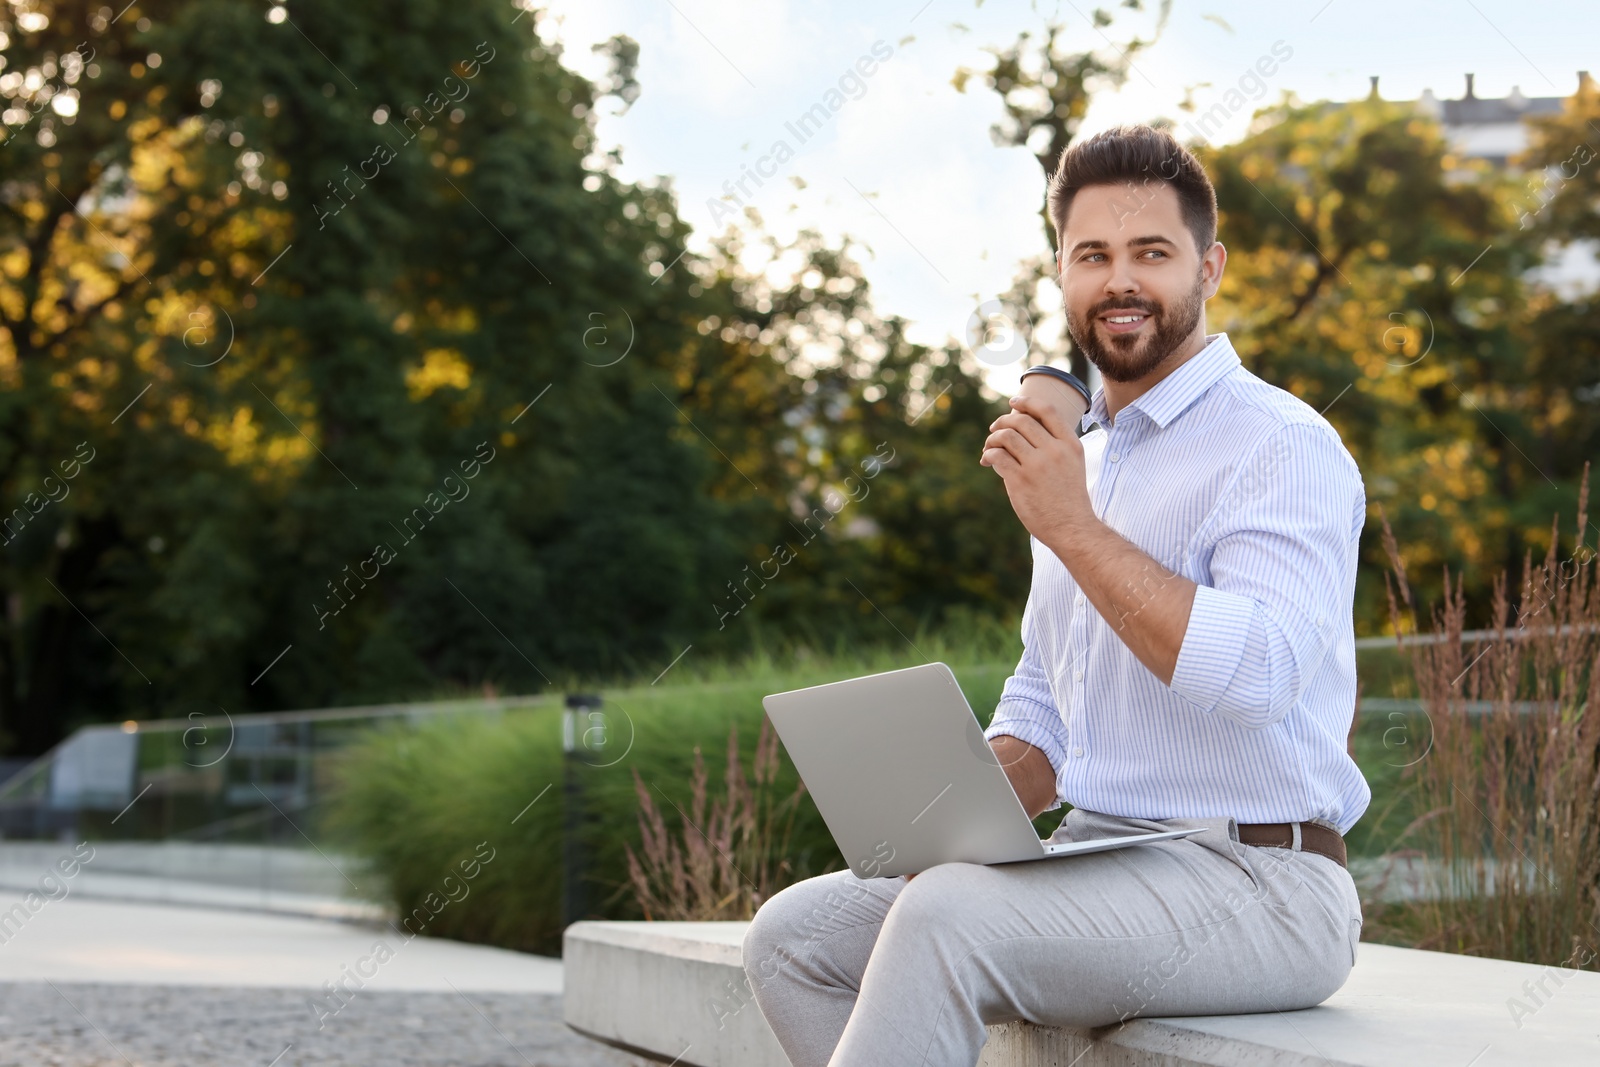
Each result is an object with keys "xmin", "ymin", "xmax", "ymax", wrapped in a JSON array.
[{"xmin": 564, "ymin": 919, "xmax": 1600, "ymax": 1066}]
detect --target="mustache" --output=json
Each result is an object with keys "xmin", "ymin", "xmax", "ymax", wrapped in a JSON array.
[{"xmin": 1088, "ymin": 296, "xmax": 1160, "ymax": 318}]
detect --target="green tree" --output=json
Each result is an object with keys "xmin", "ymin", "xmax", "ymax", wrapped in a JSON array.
[
  {"xmin": 654, "ymin": 218, "xmax": 1031, "ymax": 656},
  {"xmin": 0, "ymin": 1, "xmax": 741, "ymax": 750},
  {"xmin": 1511, "ymin": 78, "xmax": 1600, "ymax": 513},
  {"xmin": 953, "ymin": 0, "xmax": 1172, "ymax": 383},
  {"xmin": 0, "ymin": 1, "xmax": 1034, "ymax": 753},
  {"xmin": 1200, "ymin": 97, "xmax": 1563, "ymax": 632}
]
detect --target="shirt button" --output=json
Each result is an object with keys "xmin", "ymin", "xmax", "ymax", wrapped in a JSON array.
[
  {"xmin": 1074, "ymin": 593, "xmax": 1085, "ymax": 607},
  {"xmin": 1073, "ymin": 747, "xmax": 1084, "ymax": 758},
  {"xmin": 1109, "ymin": 452, "xmax": 1120, "ymax": 462},
  {"xmin": 1074, "ymin": 669, "xmax": 1084, "ymax": 682}
]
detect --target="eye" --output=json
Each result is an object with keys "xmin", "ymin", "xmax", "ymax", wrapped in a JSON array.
[
  {"xmin": 1141, "ymin": 249, "xmax": 1167, "ymax": 259},
  {"xmin": 1080, "ymin": 252, "xmax": 1106, "ymax": 263}
]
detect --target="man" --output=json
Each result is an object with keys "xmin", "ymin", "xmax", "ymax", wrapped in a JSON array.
[{"xmin": 743, "ymin": 124, "xmax": 1369, "ymax": 1067}]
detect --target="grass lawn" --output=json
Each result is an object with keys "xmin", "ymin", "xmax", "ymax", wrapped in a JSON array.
[
  {"xmin": 331, "ymin": 622, "xmax": 1429, "ymax": 954},
  {"xmin": 582, "ymin": 636, "xmax": 1423, "ymax": 858}
]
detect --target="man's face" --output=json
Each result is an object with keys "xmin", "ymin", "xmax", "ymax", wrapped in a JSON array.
[{"xmin": 1056, "ymin": 182, "xmax": 1223, "ymax": 383}]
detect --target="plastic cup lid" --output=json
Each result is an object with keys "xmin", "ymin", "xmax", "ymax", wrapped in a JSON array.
[{"xmin": 1019, "ymin": 365, "xmax": 1092, "ymax": 406}]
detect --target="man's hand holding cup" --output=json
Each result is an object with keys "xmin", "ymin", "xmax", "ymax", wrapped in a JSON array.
[{"xmin": 980, "ymin": 366, "xmax": 1096, "ymax": 548}]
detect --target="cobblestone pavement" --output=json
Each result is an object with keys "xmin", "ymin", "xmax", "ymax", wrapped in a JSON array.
[{"xmin": 0, "ymin": 982, "xmax": 653, "ymax": 1067}]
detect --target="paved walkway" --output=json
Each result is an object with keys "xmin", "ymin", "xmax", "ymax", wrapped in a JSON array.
[
  {"xmin": 0, "ymin": 985, "xmax": 649, "ymax": 1067},
  {"xmin": 0, "ymin": 842, "xmax": 385, "ymax": 921},
  {"xmin": 0, "ymin": 981, "xmax": 646, "ymax": 1067},
  {"xmin": 0, "ymin": 877, "xmax": 643, "ymax": 1066},
  {"xmin": 0, "ymin": 895, "xmax": 563, "ymax": 992}
]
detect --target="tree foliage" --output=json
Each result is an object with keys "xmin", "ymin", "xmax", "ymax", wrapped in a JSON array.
[
  {"xmin": 0, "ymin": 1, "xmax": 754, "ymax": 750},
  {"xmin": 3, "ymin": 2, "xmax": 1597, "ymax": 756},
  {"xmin": 1203, "ymin": 94, "xmax": 1595, "ymax": 630},
  {"xmin": 953, "ymin": 0, "xmax": 1173, "ymax": 382},
  {"xmin": 0, "ymin": 1, "xmax": 1025, "ymax": 753}
]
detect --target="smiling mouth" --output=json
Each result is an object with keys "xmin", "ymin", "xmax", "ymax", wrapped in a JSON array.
[{"xmin": 1099, "ymin": 310, "xmax": 1150, "ymax": 333}]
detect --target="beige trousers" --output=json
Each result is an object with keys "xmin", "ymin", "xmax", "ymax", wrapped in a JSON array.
[{"xmin": 742, "ymin": 808, "xmax": 1362, "ymax": 1067}]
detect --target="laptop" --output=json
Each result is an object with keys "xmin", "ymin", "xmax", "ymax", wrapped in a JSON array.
[{"xmin": 762, "ymin": 662, "xmax": 1202, "ymax": 878}]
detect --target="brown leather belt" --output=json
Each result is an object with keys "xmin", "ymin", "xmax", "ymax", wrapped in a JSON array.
[{"xmin": 1236, "ymin": 822, "xmax": 1346, "ymax": 868}]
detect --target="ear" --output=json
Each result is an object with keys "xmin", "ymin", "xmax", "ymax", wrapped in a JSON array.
[{"xmin": 1200, "ymin": 241, "xmax": 1227, "ymax": 300}]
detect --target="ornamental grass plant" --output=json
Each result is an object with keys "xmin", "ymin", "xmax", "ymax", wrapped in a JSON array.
[
  {"xmin": 1367, "ymin": 467, "xmax": 1600, "ymax": 968},
  {"xmin": 625, "ymin": 716, "xmax": 813, "ymax": 921}
]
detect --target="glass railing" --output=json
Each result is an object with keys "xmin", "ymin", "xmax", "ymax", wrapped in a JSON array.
[
  {"xmin": 0, "ymin": 695, "xmax": 551, "ymax": 843},
  {"xmin": 0, "ymin": 696, "xmax": 562, "ymax": 916}
]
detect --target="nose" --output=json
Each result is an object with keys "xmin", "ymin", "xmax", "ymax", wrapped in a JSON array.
[{"xmin": 1104, "ymin": 256, "xmax": 1140, "ymax": 298}]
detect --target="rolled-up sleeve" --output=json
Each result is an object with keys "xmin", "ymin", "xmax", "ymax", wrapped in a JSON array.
[
  {"xmin": 985, "ymin": 572, "xmax": 1067, "ymax": 810},
  {"xmin": 1168, "ymin": 421, "xmax": 1362, "ymax": 730}
]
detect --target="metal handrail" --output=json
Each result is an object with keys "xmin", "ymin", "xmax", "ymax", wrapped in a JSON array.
[
  {"xmin": 1353, "ymin": 623, "xmax": 1600, "ymax": 650},
  {"xmin": 112, "ymin": 692, "xmax": 553, "ymax": 733}
]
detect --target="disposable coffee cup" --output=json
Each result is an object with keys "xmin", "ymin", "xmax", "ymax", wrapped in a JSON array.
[{"xmin": 1016, "ymin": 366, "xmax": 1092, "ymax": 438}]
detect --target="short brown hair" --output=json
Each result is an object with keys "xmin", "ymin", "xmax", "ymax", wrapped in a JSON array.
[{"xmin": 1046, "ymin": 125, "xmax": 1217, "ymax": 257}]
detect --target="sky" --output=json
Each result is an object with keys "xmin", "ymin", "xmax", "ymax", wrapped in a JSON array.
[{"xmin": 536, "ymin": 0, "xmax": 1599, "ymax": 395}]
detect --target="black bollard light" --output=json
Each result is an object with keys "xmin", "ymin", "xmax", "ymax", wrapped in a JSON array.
[{"xmin": 562, "ymin": 693, "xmax": 603, "ymax": 929}]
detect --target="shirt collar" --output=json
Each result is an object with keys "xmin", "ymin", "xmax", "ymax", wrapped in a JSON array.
[{"xmin": 1082, "ymin": 332, "xmax": 1241, "ymax": 433}]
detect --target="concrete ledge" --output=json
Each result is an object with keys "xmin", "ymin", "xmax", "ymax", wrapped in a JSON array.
[
  {"xmin": 564, "ymin": 920, "xmax": 1600, "ymax": 1067},
  {"xmin": 564, "ymin": 922, "xmax": 783, "ymax": 1066}
]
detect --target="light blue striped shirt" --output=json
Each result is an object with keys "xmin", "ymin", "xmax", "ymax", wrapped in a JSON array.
[{"xmin": 985, "ymin": 332, "xmax": 1371, "ymax": 834}]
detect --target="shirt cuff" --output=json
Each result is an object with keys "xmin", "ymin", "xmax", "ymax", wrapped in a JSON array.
[
  {"xmin": 1169, "ymin": 583, "xmax": 1255, "ymax": 713},
  {"xmin": 983, "ymin": 705, "xmax": 1066, "ymax": 812}
]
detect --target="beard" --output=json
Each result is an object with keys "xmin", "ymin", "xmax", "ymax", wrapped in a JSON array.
[{"xmin": 1065, "ymin": 272, "xmax": 1205, "ymax": 384}]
